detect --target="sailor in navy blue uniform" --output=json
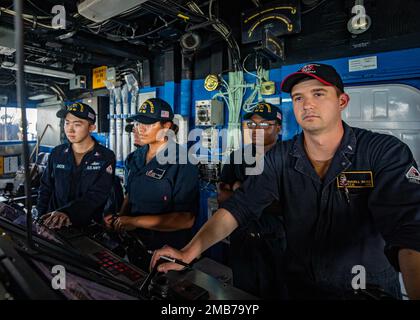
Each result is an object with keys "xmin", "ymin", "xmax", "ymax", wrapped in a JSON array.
[
  {"xmin": 104, "ymin": 98, "xmax": 198, "ymax": 259},
  {"xmin": 37, "ymin": 102, "xmax": 116, "ymax": 229},
  {"xmin": 152, "ymin": 64, "xmax": 420, "ymax": 300},
  {"xmin": 218, "ymin": 102, "xmax": 287, "ymax": 299}
]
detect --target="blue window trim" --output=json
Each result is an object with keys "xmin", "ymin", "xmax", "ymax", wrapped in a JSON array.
[{"xmin": 0, "ymin": 140, "xmax": 37, "ymax": 146}]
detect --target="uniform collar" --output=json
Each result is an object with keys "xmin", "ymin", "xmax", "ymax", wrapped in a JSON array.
[
  {"xmin": 290, "ymin": 121, "xmax": 357, "ymax": 185},
  {"xmin": 133, "ymin": 141, "xmax": 177, "ymax": 172},
  {"xmin": 338, "ymin": 121, "xmax": 356, "ymax": 155},
  {"xmin": 133, "ymin": 144, "xmax": 149, "ymax": 169},
  {"xmin": 291, "ymin": 121, "xmax": 356, "ymax": 158},
  {"xmin": 64, "ymin": 136, "xmax": 99, "ymax": 153},
  {"xmin": 63, "ymin": 136, "xmax": 100, "ymax": 166}
]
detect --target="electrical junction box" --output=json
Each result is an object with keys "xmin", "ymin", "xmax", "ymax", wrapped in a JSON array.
[
  {"xmin": 69, "ymin": 75, "xmax": 87, "ymax": 90},
  {"xmin": 0, "ymin": 26, "xmax": 16, "ymax": 56},
  {"xmin": 260, "ymin": 81, "xmax": 276, "ymax": 95},
  {"xmin": 106, "ymin": 67, "xmax": 116, "ymax": 81},
  {"xmin": 0, "ymin": 155, "xmax": 19, "ymax": 176},
  {"xmin": 195, "ymin": 100, "xmax": 224, "ymax": 127}
]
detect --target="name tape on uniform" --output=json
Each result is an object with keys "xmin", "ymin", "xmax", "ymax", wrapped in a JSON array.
[
  {"xmin": 337, "ymin": 171, "xmax": 374, "ymax": 188},
  {"xmin": 146, "ymin": 168, "xmax": 166, "ymax": 180}
]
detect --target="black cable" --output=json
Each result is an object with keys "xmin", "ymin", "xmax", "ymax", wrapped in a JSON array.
[
  {"xmin": 302, "ymin": 0, "xmax": 328, "ymax": 15},
  {"xmin": 150, "ymin": 0, "xmax": 205, "ymax": 23},
  {"xmin": 209, "ymin": 0, "xmax": 215, "ymax": 19},
  {"xmin": 126, "ymin": 19, "xmax": 177, "ymax": 40},
  {"xmin": 140, "ymin": 3, "xmax": 169, "ymax": 18},
  {"xmin": 81, "ymin": 4, "xmax": 169, "ymax": 39},
  {"xmin": 116, "ymin": 4, "xmax": 144, "ymax": 18},
  {"xmin": 164, "ymin": 0, "xmax": 197, "ymax": 15},
  {"xmin": 26, "ymin": 0, "xmax": 52, "ymax": 17},
  {"xmin": 162, "ymin": 0, "xmax": 207, "ymax": 19},
  {"xmin": 145, "ymin": 2, "xmax": 180, "ymax": 17},
  {"xmin": 190, "ymin": 0, "xmax": 240, "ymax": 69},
  {"xmin": 251, "ymin": 0, "xmax": 261, "ymax": 7}
]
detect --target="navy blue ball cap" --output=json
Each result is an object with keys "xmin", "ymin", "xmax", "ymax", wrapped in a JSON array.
[
  {"xmin": 127, "ymin": 98, "xmax": 174, "ymax": 124},
  {"xmin": 56, "ymin": 102, "xmax": 96, "ymax": 124},
  {"xmin": 243, "ymin": 102, "xmax": 282, "ymax": 123},
  {"xmin": 281, "ymin": 63, "xmax": 344, "ymax": 93}
]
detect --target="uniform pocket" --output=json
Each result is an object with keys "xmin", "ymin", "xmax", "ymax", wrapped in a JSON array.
[{"xmin": 348, "ymin": 189, "xmax": 370, "ymax": 212}]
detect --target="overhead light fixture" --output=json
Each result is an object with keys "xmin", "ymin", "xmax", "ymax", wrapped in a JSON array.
[
  {"xmin": 180, "ymin": 32, "xmax": 201, "ymax": 52},
  {"xmin": 28, "ymin": 93, "xmax": 56, "ymax": 101},
  {"xmin": 0, "ymin": 62, "xmax": 76, "ymax": 79}
]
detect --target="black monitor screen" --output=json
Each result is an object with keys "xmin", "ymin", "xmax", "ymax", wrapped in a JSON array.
[
  {"xmin": 31, "ymin": 259, "xmax": 138, "ymax": 300},
  {"xmin": 0, "ymin": 203, "xmax": 64, "ymax": 245}
]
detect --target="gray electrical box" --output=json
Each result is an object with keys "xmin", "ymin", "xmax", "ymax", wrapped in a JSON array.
[
  {"xmin": 195, "ymin": 100, "xmax": 224, "ymax": 127},
  {"xmin": 0, "ymin": 26, "xmax": 16, "ymax": 56},
  {"xmin": 69, "ymin": 75, "xmax": 87, "ymax": 90},
  {"xmin": 106, "ymin": 67, "xmax": 116, "ymax": 81}
]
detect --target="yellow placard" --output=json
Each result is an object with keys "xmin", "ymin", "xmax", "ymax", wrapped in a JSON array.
[{"xmin": 92, "ymin": 66, "xmax": 107, "ymax": 89}]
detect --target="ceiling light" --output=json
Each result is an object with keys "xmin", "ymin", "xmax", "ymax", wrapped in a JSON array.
[
  {"xmin": 180, "ymin": 32, "xmax": 201, "ymax": 52},
  {"xmin": 1, "ymin": 62, "xmax": 76, "ymax": 79}
]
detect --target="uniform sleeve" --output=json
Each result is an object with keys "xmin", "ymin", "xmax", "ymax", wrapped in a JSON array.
[
  {"xmin": 36, "ymin": 150, "xmax": 55, "ymax": 216},
  {"xmin": 58, "ymin": 154, "xmax": 116, "ymax": 226},
  {"xmin": 220, "ymin": 144, "xmax": 282, "ymax": 226},
  {"xmin": 123, "ymin": 153, "xmax": 133, "ymax": 193},
  {"xmin": 220, "ymin": 151, "xmax": 238, "ymax": 185},
  {"xmin": 171, "ymin": 163, "xmax": 199, "ymax": 213},
  {"xmin": 102, "ymin": 176, "xmax": 124, "ymax": 215},
  {"xmin": 368, "ymin": 136, "xmax": 420, "ymax": 271}
]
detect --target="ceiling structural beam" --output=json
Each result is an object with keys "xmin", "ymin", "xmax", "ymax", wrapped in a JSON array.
[{"xmin": 61, "ymin": 34, "xmax": 150, "ymax": 60}]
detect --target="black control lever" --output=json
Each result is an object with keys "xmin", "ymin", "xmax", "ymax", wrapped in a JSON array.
[{"xmin": 138, "ymin": 259, "xmax": 163, "ymax": 297}]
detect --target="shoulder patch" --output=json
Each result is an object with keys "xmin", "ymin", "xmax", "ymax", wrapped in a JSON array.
[{"xmin": 406, "ymin": 166, "xmax": 420, "ymax": 184}]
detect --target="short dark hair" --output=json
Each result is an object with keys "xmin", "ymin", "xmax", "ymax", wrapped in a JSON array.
[{"xmin": 159, "ymin": 120, "xmax": 179, "ymax": 135}]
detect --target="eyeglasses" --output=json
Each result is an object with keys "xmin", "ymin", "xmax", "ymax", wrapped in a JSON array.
[
  {"xmin": 246, "ymin": 121, "xmax": 277, "ymax": 129},
  {"xmin": 133, "ymin": 122, "xmax": 157, "ymax": 129}
]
